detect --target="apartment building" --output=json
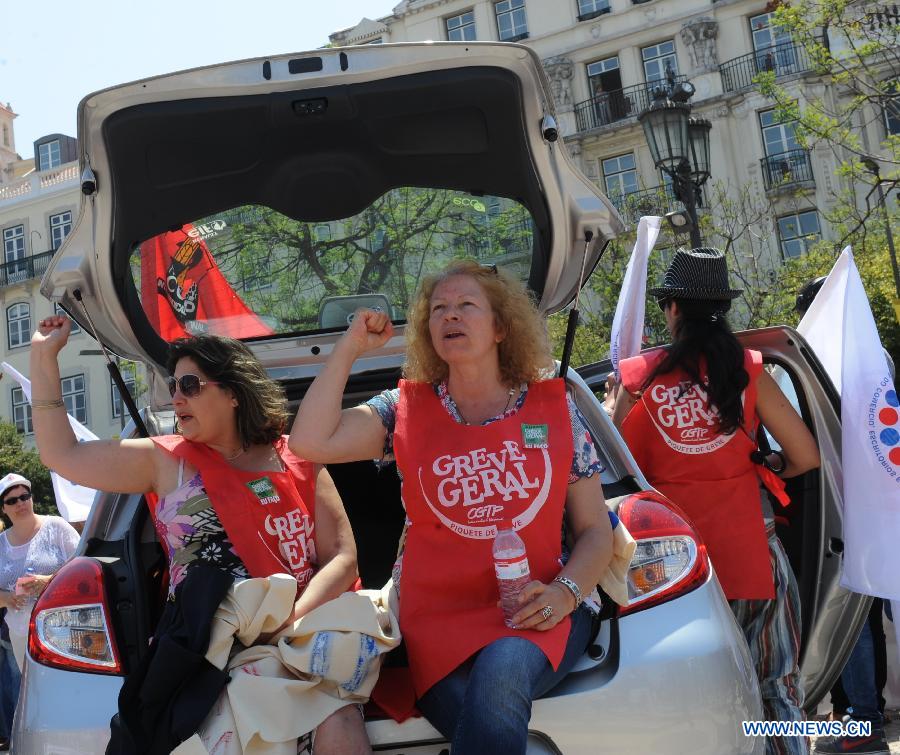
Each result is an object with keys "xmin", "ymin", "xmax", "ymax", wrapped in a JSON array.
[
  {"xmin": 0, "ymin": 106, "xmax": 139, "ymax": 443},
  {"xmin": 332, "ymin": 0, "xmax": 898, "ymax": 266}
]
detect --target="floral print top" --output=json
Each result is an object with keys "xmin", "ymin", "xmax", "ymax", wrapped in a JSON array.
[{"xmin": 154, "ymin": 471, "xmax": 249, "ymax": 597}]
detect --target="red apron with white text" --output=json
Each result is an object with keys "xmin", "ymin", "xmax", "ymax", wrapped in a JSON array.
[
  {"xmin": 148, "ymin": 435, "xmax": 318, "ymax": 591},
  {"xmin": 393, "ymin": 379, "xmax": 573, "ymax": 697},
  {"xmin": 619, "ymin": 349, "xmax": 788, "ymax": 600}
]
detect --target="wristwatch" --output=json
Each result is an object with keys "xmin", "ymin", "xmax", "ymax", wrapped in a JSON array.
[{"xmin": 553, "ymin": 576, "xmax": 583, "ymax": 608}]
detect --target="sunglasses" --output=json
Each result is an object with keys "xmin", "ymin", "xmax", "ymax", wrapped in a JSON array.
[
  {"xmin": 166, "ymin": 374, "xmax": 222, "ymax": 398},
  {"xmin": 2, "ymin": 492, "xmax": 32, "ymax": 506}
]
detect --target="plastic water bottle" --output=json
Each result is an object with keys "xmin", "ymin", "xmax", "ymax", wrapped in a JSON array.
[
  {"xmin": 15, "ymin": 566, "xmax": 36, "ymax": 606},
  {"xmin": 494, "ymin": 520, "xmax": 531, "ymax": 628}
]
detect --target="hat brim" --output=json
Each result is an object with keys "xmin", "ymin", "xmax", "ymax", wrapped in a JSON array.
[{"xmin": 649, "ymin": 286, "xmax": 743, "ymax": 301}]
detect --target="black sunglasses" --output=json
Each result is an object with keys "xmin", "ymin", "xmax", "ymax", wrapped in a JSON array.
[
  {"xmin": 2, "ymin": 492, "xmax": 32, "ymax": 506},
  {"xmin": 166, "ymin": 374, "xmax": 222, "ymax": 398}
]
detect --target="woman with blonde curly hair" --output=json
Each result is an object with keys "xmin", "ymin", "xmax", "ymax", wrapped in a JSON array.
[{"xmin": 290, "ymin": 259, "xmax": 614, "ymax": 755}]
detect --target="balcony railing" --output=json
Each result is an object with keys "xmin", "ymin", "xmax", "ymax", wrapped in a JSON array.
[
  {"xmin": 0, "ymin": 163, "xmax": 79, "ymax": 204},
  {"xmin": 719, "ymin": 41, "xmax": 814, "ymax": 94},
  {"xmin": 0, "ymin": 250, "xmax": 55, "ymax": 289},
  {"xmin": 759, "ymin": 149, "xmax": 815, "ymax": 191},
  {"xmin": 608, "ymin": 183, "xmax": 682, "ymax": 225},
  {"xmin": 574, "ymin": 76, "xmax": 688, "ymax": 133}
]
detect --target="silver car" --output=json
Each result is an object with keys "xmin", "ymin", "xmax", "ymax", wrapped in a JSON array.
[{"xmin": 15, "ymin": 42, "xmax": 863, "ymax": 754}]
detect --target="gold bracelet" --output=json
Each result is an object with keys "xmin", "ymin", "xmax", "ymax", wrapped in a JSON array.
[{"xmin": 31, "ymin": 398, "xmax": 65, "ymax": 410}]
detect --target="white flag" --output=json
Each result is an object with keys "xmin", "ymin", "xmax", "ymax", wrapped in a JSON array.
[
  {"xmin": 610, "ymin": 216, "xmax": 663, "ymax": 377},
  {"xmin": 798, "ymin": 248, "xmax": 900, "ymax": 600},
  {"xmin": 1, "ymin": 361, "xmax": 99, "ymax": 522}
]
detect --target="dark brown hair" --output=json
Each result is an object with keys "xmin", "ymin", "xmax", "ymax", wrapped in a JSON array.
[
  {"xmin": 167, "ymin": 335, "xmax": 289, "ymax": 448},
  {"xmin": 643, "ymin": 298, "xmax": 748, "ymax": 435}
]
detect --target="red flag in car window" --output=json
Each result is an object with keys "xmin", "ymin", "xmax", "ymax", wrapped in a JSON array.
[{"xmin": 140, "ymin": 225, "xmax": 274, "ymax": 342}]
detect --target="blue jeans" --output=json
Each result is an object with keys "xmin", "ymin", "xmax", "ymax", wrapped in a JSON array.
[
  {"xmin": 840, "ymin": 619, "xmax": 882, "ymax": 728},
  {"xmin": 0, "ymin": 638, "xmax": 21, "ymax": 741},
  {"xmin": 417, "ymin": 606, "xmax": 594, "ymax": 755}
]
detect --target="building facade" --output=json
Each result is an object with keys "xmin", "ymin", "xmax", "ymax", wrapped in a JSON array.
[
  {"xmin": 332, "ymin": 0, "xmax": 898, "ymax": 267},
  {"xmin": 0, "ymin": 110, "xmax": 140, "ymax": 443}
]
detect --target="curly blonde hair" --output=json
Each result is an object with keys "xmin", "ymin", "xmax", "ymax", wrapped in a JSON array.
[{"xmin": 404, "ymin": 260, "xmax": 554, "ymax": 385}]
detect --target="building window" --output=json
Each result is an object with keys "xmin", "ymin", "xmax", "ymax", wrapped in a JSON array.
[
  {"xmin": 587, "ymin": 56, "xmax": 622, "ymax": 97},
  {"xmin": 759, "ymin": 108, "xmax": 801, "ymax": 156},
  {"xmin": 601, "ymin": 153, "xmax": 639, "ymax": 199},
  {"xmin": 55, "ymin": 303, "xmax": 80, "ymax": 334},
  {"xmin": 50, "ymin": 211, "xmax": 73, "ymax": 251},
  {"xmin": 446, "ymin": 10, "xmax": 477, "ymax": 41},
  {"xmin": 11, "ymin": 387, "xmax": 32, "ymax": 435},
  {"xmin": 111, "ymin": 370, "xmax": 137, "ymax": 419},
  {"xmin": 778, "ymin": 210, "xmax": 821, "ymax": 259},
  {"xmin": 2, "ymin": 124, "xmax": 8, "ymax": 148},
  {"xmin": 884, "ymin": 80, "xmax": 900, "ymax": 136},
  {"xmin": 7, "ymin": 302, "xmax": 30, "ymax": 349},
  {"xmin": 314, "ymin": 224, "xmax": 332, "ymax": 242},
  {"xmin": 750, "ymin": 12, "xmax": 791, "ymax": 52},
  {"xmin": 577, "ymin": 0, "xmax": 610, "ymax": 21},
  {"xmin": 61, "ymin": 374, "xmax": 87, "ymax": 424},
  {"xmin": 3, "ymin": 224, "xmax": 26, "ymax": 278},
  {"xmin": 495, "ymin": 0, "xmax": 528, "ymax": 42},
  {"xmin": 38, "ymin": 140, "xmax": 61, "ymax": 171},
  {"xmin": 642, "ymin": 40, "xmax": 679, "ymax": 84}
]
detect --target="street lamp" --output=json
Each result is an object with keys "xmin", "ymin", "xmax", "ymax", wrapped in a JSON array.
[
  {"xmin": 638, "ymin": 79, "xmax": 712, "ymax": 248},
  {"xmin": 861, "ymin": 157, "xmax": 900, "ymax": 310}
]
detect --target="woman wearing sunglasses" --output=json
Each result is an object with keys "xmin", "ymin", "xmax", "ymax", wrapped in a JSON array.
[
  {"xmin": 29, "ymin": 315, "xmax": 377, "ymax": 755},
  {"xmin": 0, "ymin": 473, "xmax": 79, "ymax": 670}
]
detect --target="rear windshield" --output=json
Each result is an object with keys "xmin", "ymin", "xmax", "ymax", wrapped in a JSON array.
[{"xmin": 129, "ymin": 188, "xmax": 535, "ymax": 342}]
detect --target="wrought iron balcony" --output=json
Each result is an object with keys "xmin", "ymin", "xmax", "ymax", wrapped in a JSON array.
[
  {"xmin": 574, "ymin": 76, "xmax": 688, "ymax": 133},
  {"xmin": 719, "ymin": 42, "xmax": 814, "ymax": 94},
  {"xmin": 608, "ymin": 183, "xmax": 682, "ymax": 225},
  {"xmin": 0, "ymin": 250, "xmax": 55, "ymax": 289},
  {"xmin": 759, "ymin": 149, "xmax": 814, "ymax": 192}
]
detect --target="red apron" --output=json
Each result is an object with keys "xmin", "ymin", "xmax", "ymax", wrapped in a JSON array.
[
  {"xmin": 148, "ymin": 435, "xmax": 318, "ymax": 591},
  {"xmin": 393, "ymin": 379, "xmax": 573, "ymax": 697},
  {"xmin": 619, "ymin": 349, "xmax": 788, "ymax": 600}
]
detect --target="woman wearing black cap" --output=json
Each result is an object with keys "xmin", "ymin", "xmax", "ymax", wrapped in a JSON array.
[{"xmin": 613, "ymin": 248, "xmax": 821, "ymax": 755}]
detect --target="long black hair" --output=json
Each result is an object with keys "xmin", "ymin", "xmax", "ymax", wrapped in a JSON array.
[{"xmin": 642, "ymin": 298, "xmax": 749, "ymax": 435}]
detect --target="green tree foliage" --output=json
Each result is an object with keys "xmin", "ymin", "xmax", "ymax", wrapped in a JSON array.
[
  {"xmin": 202, "ymin": 189, "xmax": 534, "ymax": 333},
  {"xmin": 0, "ymin": 421, "xmax": 56, "ymax": 518}
]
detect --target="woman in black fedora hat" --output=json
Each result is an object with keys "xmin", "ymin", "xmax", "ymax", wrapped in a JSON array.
[{"xmin": 612, "ymin": 247, "xmax": 821, "ymax": 755}]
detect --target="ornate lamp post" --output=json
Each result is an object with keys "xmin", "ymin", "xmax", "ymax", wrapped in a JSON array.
[{"xmin": 638, "ymin": 79, "xmax": 712, "ymax": 248}]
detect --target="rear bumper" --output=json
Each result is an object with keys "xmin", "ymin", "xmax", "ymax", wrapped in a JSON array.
[
  {"xmin": 15, "ymin": 575, "xmax": 763, "ymax": 755},
  {"xmin": 368, "ymin": 574, "xmax": 766, "ymax": 754},
  {"xmin": 13, "ymin": 657, "xmax": 122, "ymax": 751}
]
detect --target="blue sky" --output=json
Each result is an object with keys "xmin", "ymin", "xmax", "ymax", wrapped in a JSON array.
[{"xmin": 1, "ymin": 1, "xmax": 398, "ymax": 153}]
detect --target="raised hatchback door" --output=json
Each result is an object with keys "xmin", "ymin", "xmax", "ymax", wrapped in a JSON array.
[{"xmin": 42, "ymin": 43, "xmax": 623, "ymax": 390}]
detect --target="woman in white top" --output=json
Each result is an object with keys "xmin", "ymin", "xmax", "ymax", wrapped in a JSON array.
[{"xmin": 0, "ymin": 473, "xmax": 80, "ymax": 669}]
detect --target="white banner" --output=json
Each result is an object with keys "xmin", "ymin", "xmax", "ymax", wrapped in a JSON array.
[
  {"xmin": 1, "ymin": 361, "xmax": 98, "ymax": 522},
  {"xmin": 798, "ymin": 248, "xmax": 900, "ymax": 600},
  {"xmin": 610, "ymin": 216, "xmax": 663, "ymax": 377}
]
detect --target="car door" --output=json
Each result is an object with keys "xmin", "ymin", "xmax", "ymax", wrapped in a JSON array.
[{"xmin": 575, "ymin": 325, "xmax": 869, "ymax": 711}]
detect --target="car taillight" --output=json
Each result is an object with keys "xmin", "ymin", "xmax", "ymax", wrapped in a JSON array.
[
  {"xmin": 617, "ymin": 492, "xmax": 710, "ymax": 616},
  {"xmin": 28, "ymin": 557, "xmax": 122, "ymax": 674}
]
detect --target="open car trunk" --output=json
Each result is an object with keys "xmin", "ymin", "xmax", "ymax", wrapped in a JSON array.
[{"xmin": 43, "ymin": 43, "xmax": 624, "ymax": 402}]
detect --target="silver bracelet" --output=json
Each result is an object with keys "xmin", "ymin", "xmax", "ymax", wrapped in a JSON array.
[{"xmin": 553, "ymin": 576, "xmax": 583, "ymax": 608}]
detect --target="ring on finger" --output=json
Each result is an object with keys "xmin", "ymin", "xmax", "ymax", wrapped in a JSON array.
[{"xmin": 541, "ymin": 605, "xmax": 553, "ymax": 620}]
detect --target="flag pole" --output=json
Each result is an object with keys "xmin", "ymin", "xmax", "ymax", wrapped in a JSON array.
[
  {"xmin": 559, "ymin": 230, "xmax": 594, "ymax": 381},
  {"xmin": 72, "ymin": 289, "xmax": 149, "ymax": 438}
]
